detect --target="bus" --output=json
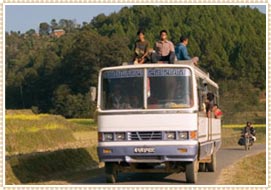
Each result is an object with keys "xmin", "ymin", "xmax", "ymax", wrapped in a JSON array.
[{"xmin": 96, "ymin": 60, "xmax": 221, "ymax": 183}]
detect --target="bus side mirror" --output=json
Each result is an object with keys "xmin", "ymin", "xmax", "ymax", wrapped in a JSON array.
[{"xmin": 90, "ymin": 86, "xmax": 97, "ymax": 101}]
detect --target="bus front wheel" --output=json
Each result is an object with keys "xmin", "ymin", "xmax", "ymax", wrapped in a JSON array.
[
  {"xmin": 185, "ymin": 160, "xmax": 198, "ymax": 183},
  {"xmin": 105, "ymin": 162, "xmax": 118, "ymax": 183}
]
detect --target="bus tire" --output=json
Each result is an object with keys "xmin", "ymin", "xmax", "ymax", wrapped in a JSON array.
[
  {"xmin": 206, "ymin": 153, "xmax": 216, "ymax": 172},
  {"xmin": 185, "ymin": 161, "xmax": 198, "ymax": 183},
  {"xmin": 105, "ymin": 162, "xmax": 118, "ymax": 183},
  {"xmin": 198, "ymin": 163, "xmax": 206, "ymax": 172}
]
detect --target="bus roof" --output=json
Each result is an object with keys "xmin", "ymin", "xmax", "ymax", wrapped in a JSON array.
[{"xmin": 100, "ymin": 60, "xmax": 218, "ymax": 88}]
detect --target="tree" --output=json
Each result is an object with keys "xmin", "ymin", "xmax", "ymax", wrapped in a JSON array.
[
  {"xmin": 50, "ymin": 19, "xmax": 58, "ymax": 30},
  {"xmin": 25, "ymin": 29, "xmax": 36, "ymax": 36},
  {"xmin": 39, "ymin": 22, "xmax": 50, "ymax": 35}
]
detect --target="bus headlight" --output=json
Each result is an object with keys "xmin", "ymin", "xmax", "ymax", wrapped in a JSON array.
[
  {"xmin": 116, "ymin": 132, "xmax": 126, "ymax": 141},
  {"xmin": 178, "ymin": 132, "xmax": 188, "ymax": 140},
  {"xmin": 104, "ymin": 133, "xmax": 114, "ymax": 141},
  {"xmin": 165, "ymin": 132, "xmax": 176, "ymax": 140}
]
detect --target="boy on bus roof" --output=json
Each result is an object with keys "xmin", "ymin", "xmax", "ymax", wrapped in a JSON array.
[{"xmin": 133, "ymin": 29, "xmax": 150, "ymax": 64}]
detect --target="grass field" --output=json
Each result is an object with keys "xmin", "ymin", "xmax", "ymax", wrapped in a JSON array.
[{"xmin": 217, "ymin": 152, "xmax": 266, "ymax": 185}]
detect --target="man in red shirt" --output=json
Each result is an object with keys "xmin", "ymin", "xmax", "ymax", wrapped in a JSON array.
[
  {"xmin": 151, "ymin": 30, "xmax": 175, "ymax": 64},
  {"xmin": 212, "ymin": 104, "xmax": 223, "ymax": 119}
]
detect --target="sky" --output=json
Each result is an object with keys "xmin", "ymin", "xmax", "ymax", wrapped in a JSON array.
[
  {"xmin": 5, "ymin": 4, "xmax": 266, "ymax": 33},
  {"xmin": 5, "ymin": 5, "xmax": 127, "ymax": 33}
]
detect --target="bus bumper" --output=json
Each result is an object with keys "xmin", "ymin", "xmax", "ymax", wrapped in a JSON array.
[{"xmin": 98, "ymin": 144, "xmax": 198, "ymax": 163}]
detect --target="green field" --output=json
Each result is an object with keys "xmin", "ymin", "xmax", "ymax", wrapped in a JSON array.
[{"xmin": 5, "ymin": 110, "xmax": 266, "ymax": 184}]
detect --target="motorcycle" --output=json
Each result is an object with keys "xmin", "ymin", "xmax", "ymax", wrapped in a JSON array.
[
  {"xmin": 244, "ymin": 132, "xmax": 253, "ymax": 150},
  {"xmin": 238, "ymin": 132, "xmax": 254, "ymax": 151}
]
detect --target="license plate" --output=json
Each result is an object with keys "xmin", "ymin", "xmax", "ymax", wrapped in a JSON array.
[{"xmin": 134, "ymin": 147, "xmax": 155, "ymax": 153}]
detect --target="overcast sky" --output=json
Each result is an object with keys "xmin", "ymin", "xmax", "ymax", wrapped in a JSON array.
[{"xmin": 5, "ymin": 4, "xmax": 266, "ymax": 33}]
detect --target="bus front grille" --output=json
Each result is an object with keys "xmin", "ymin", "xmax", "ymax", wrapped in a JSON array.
[{"xmin": 129, "ymin": 131, "xmax": 162, "ymax": 141}]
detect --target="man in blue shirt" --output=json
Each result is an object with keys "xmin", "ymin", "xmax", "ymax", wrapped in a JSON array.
[{"xmin": 175, "ymin": 36, "xmax": 199, "ymax": 64}]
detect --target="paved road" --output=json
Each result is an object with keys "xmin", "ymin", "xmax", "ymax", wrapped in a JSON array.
[{"xmin": 78, "ymin": 144, "xmax": 266, "ymax": 185}]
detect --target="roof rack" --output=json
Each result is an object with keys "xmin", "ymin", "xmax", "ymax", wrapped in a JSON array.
[{"xmin": 122, "ymin": 60, "xmax": 210, "ymax": 78}]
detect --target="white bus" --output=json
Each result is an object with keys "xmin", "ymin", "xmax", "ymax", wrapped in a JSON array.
[{"xmin": 96, "ymin": 60, "xmax": 221, "ymax": 183}]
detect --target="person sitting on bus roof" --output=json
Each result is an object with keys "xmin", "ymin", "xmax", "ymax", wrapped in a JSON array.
[
  {"xmin": 151, "ymin": 30, "xmax": 175, "ymax": 64},
  {"xmin": 175, "ymin": 36, "xmax": 199, "ymax": 65},
  {"xmin": 212, "ymin": 104, "xmax": 223, "ymax": 119},
  {"xmin": 133, "ymin": 29, "xmax": 150, "ymax": 64}
]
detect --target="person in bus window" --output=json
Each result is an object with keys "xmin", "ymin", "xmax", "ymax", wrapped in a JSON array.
[
  {"xmin": 151, "ymin": 30, "xmax": 175, "ymax": 64},
  {"xmin": 175, "ymin": 36, "xmax": 199, "ymax": 65},
  {"xmin": 130, "ymin": 95, "xmax": 140, "ymax": 108},
  {"xmin": 212, "ymin": 104, "xmax": 223, "ymax": 119},
  {"xmin": 109, "ymin": 84, "xmax": 131, "ymax": 109},
  {"xmin": 122, "ymin": 96, "xmax": 132, "ymax": 109},
  {"xmin": 205, "ymin": 92, "xmax": 214, "ymax": 117},
  {"xmin": 109, "ymin": 84, "xmax": 124, "ymax": 109},
  {"xmin": 133, "ymin": 29, "xmax": 150, "ymax": 64},
  {"xmin": 174, "ymin": 83, "xmax": 187, "ymax": 104}
]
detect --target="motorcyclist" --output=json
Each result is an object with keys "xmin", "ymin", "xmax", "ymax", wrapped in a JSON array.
[{"xmin": 241, "ymin": 121, "xmax": 256, "ymax": 142}]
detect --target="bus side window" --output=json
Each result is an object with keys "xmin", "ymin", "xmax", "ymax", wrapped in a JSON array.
[{"xmin": 197, "ymin": 78, "xmax": 206, "ymax": 112}]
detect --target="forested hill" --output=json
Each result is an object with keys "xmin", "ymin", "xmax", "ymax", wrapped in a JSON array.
[{"xmin": 6, "ymin": 5, "xmax": 266, "ymax": 120}]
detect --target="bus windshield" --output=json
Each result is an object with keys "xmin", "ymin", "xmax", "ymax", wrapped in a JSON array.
[
  {"xmin": 101, "ymin": 69, "xmax": 144, "ymax": 110},
  {"xmin": 101, "ymin": 67, "xmax": 193, "ymax": 110},
  {"xmin": 147, "ymin": 68, "xmax": 193, "ymax": 109}
]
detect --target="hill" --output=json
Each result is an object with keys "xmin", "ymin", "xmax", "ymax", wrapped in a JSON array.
[{"xmin": 5, "ymin": 5, "xmax": 266, "ymax": 122}]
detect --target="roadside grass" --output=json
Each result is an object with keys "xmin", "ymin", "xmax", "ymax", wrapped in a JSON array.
[
  {"xmin": 217, "ymin": 152, "xmax": 266, "ymax": 185},
  {"xmin": 6, "ymin": 110, "xmax": 99, "ymax": 184},
  {"xmin": 221, "ymin": 125, "xmax": 266, "ymax": 148},
  {"xmin": 6, "ymin": 146, "xmax": 99, "ymax": 184}
]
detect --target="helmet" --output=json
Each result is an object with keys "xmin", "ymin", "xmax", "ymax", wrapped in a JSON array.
[{"xmin": 247, "ymin": 121, "xmax": 252, "ymax": 126}]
